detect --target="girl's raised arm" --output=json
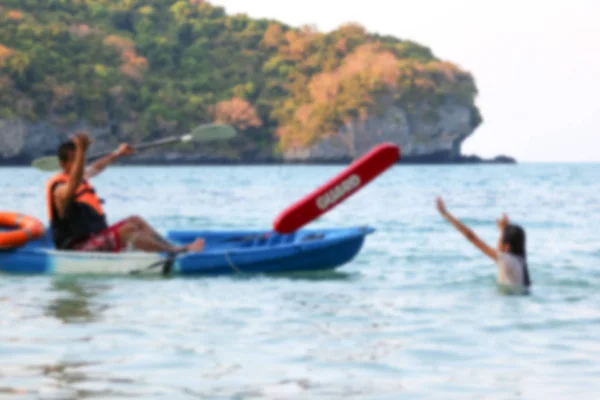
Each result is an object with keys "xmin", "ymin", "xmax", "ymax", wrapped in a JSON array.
[{"xmin": 436, "ymin": 197, "xmax": 498, "ymax": 261}]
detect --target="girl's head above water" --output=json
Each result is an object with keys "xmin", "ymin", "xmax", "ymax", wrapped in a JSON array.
[
  {"xmin": 500, "ymin": 223, "xmax": 531, "ymax": 287},
  {"xmin": 500, "ymin": 224, "xmax": 526, "ymax": 257}
]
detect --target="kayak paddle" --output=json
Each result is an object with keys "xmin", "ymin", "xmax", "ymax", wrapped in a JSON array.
[{"xmin": 31, "ymin": 123, "xmax": 237, "ymax": 172}]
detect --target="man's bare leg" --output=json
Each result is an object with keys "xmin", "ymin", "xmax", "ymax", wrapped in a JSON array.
[{"xmin": 117, "ymin": 220, "xmax": 204, "ymax": 253}]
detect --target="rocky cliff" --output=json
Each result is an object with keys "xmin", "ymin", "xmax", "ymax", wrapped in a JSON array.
[
  {"xmin": 0, "ymin": 101, "xmax": 487, "ymax": 164},
  {"xmin": 0, "ymin": 119, "xmax": 117, "ymax": 164},
  {"xmin": 283, "ymin": 101, "xmax": 476, "ymax": 162},
  {"xmin": 0, "ymin": 101, "xmax": 505, "ymax": 164}
]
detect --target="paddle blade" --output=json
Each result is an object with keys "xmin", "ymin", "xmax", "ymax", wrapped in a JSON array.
[
  {"xmin": 187, "ymin": 123, "xmax": 237, "ymax": 142},
  {"xmin": 273, "ymin": 143, "xmax": 401, "ymax": 234},
  {"xmin": 31, "ymin": 156, "xmax": 61, "ymax": 172}
]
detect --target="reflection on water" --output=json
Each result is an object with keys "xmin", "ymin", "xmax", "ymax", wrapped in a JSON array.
[
  {"xmin": 45, "ymin": 279, "xmax": 110, "ymax": 324},
  {"xmin": 0, "ymin": 279, "xmax": 116, "ymax": 398},
  {"xmin": 263, "ymin": 269, "xmax": 355, "ymax": 281},
  {"xmin": 5, "ymin": 361, "xmax": 139, "ymax": 399}
]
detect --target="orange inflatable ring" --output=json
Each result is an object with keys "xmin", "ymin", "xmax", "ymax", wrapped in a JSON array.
[{"xmin": 0, "ymin": 212, "xmax": 45, "ymax": 249}]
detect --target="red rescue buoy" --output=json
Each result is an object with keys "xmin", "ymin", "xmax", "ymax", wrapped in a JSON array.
[{"xmin": 273, "ymin": 143, "xmax": 400, "ymax": 234}]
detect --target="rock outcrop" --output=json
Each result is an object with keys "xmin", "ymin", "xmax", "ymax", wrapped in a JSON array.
[
  {"xmin": 0, "ymin": 100, "xmax": 511, "ymax": 164},
  {"xmin": 283, "ymin": 101, "xmax": 476, "ymax": 162},
  {"xmin": 0, "ymin": 119, "xmax": 117, "ymax": 164}
]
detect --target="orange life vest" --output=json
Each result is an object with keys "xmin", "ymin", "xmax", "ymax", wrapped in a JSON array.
[{"xmin": 46, "ymin": 173, "xmax": 108, "ymax": 248}]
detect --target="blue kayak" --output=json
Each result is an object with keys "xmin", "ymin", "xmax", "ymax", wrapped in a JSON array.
[{"xmin": 0, "ymin": 226, "xmax": 374, "ymax": 276}]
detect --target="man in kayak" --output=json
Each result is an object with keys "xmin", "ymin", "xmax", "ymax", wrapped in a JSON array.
[{"xmin": 46, "ymin": 132, "xmax": 205, "ymax": 253}]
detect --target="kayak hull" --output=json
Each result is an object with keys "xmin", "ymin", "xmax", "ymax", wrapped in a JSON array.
[{"xmin": 0, "ymin": 226, "xmax": 374, "ymax": 276}]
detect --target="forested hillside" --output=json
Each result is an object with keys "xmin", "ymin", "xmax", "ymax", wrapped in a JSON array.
[{"xmin": 0, "ymin": 0, "xmax": 481, "ymax": 162}]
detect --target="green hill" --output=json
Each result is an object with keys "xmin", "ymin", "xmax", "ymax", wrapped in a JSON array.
[{"xmin": 0, "ymin": 0, "xmax": 481, "ymax": 161}]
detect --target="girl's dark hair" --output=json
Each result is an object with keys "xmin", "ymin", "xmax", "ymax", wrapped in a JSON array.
[{"xmin": 502, "ymin": 224, "xmax": 531, "ymax": 287}]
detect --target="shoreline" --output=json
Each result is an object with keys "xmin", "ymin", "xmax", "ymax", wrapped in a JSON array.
[{"xmin": 0, "ymin": 153, "xmax": 517, "ymax": 167}]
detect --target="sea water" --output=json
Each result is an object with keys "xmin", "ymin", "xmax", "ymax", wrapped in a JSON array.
[{"xmin": 1, "ymin": 164, "xmax": 599, "ymax": 399}]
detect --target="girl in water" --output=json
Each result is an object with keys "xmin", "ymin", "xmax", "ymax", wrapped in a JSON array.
[{"xmin": 436, "ymin": 197, "xmax": 531, "ymax": 291}]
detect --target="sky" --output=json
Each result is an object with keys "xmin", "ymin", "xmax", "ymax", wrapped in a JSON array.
[{"xmin": 211, "ymin": 0, "xmax": 600, "ymax": 162}]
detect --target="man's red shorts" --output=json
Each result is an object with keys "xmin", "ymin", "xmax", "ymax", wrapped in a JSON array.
[{"xmin": 69, "ymin": 220, "xmax": 128, "ymax": 252}]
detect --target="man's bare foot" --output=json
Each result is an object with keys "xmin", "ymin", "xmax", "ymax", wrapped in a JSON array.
[{"xmin": 185, "ymin": 238, "xmax": 205, "ymax": 253}]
